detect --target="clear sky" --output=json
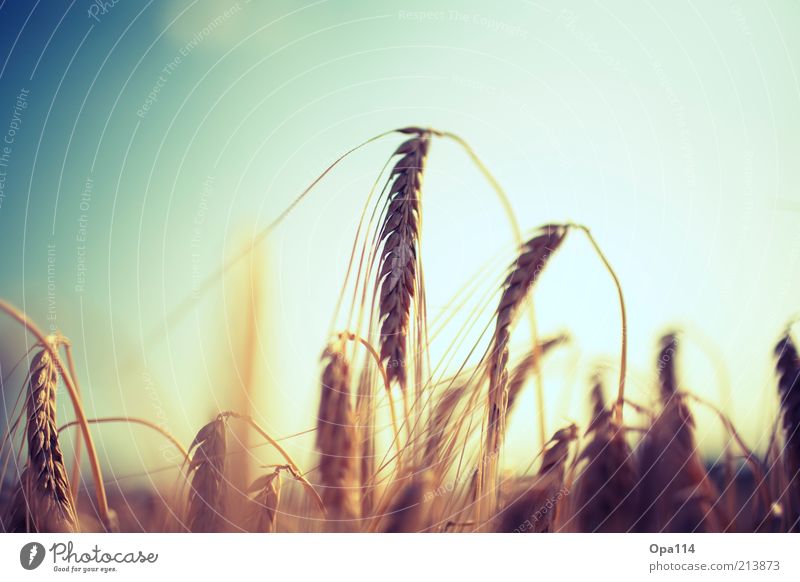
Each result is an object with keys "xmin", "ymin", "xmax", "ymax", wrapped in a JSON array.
[{"xmin": 0, "ymin": 0, "xmax": 799, "ymax": 483}]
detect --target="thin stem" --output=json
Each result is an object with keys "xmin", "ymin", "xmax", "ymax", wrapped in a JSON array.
[
  {"xmin": 57, "ymin": 416, "xmax": 190, "ymax": 464},
  {"xmin": 571, "ymin": 225, "xmax": 628, "ymax": 425},
  {"xmin": 0, "ymin": 299, "xmax": 111, "ymax": 529},
  {"xmin": 439, "ymin": 130, "xmax": 547, "ymax": 448},
  {"xmin": 222, "ymin": 412, "xmax": 325, "ymax": 514},
  {"xmin": 62, "ymin": 342, "xmax": 83, "ymax": 500}
]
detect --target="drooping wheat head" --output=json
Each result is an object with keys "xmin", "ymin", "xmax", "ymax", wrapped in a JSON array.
[{"xmin": 484, "ymin": 226, "xmax": 568, "ymax": 472}]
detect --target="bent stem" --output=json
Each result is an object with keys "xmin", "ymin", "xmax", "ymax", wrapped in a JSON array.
[
  {"xmin": 222, "ymin": 411, "xmax": 325, "ymax": 514},
  {"xmin": 58, "ymin": 416, "xmax": 190, "ymax": 464},
  {"xmin": 0, "ymin": 299, "xmax": 111, "ymax": 529},
  {"xmin": 571, "ymin": 225, "xmax": 628, "ymax": 425},
  {"xmin": 439, "ymin": 130, "xmax": 548, "ymax": 448}
]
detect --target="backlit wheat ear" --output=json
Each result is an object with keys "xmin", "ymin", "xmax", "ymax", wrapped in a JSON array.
[
  {"xmin": 248, "ymin": 470, "xmax": 281, "ymax": 533},
  {"xmin": 316, "ymin": 348, "xmax": 359, "ymax": 525},
  {"xmin": 378, "ymin": 129, "xmax": 431, "ymax": 389},
  {"xmin": 485, "ymin": 225, "xmax": 568, "ymax": 459},
  {"xmin": 637, "ymin": 333, "xmax": 723, "ymax": 532},
  {"xmin": 382, "ymin": 471, "xmax": 431, "ymax": 533},
  {"xmin": 496, "ymin": 424, "xmax": 577, "ymax": 533},
  {"xmin": 570, "ymin": 377, "xmax": 637, "ymax": 532},
  {"xmin": 186, "ymin": 416, "xmax": 227, "ymax": 533},
  {"xmin": 14, "ymin": 344, "xmax": 79, "ymax": 533}
]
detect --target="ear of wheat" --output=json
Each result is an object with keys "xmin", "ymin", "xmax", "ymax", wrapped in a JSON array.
[
  {"xmin": 775, "ymin": 335, "xmax": 800, "ymax": 489},
  {"xmin": 248, "ymin": 470, "xmax": 281, "ymax": 533},
  {"xmin": 382, "ymin": 472, "xmax": 431, "ymax": 533},
  {"xmin": 186, "ymin": 417, "xmax": 227, "ymax": 532},
  {"xmin": 496, "ymin": 424, "xmax": 576, "ymax": 533},
  {"xmin": 570, "ymin": 377, "xmax": 637, "ymax": 532},
  {"xmin": 378, "ymin": 130, "xmax": 431, "ymax": 389},
  {"xmin": 482, "ymin": 225, "xmax": 568, "ymax": 501},
  {"xmin": 8, "ymin": 345, "xmax": 79, "ymax": 533},
  {"xmin": 316, "ymin": 347, "xmax": 359, "ymax": 526},
  {"xmin": 637, "ymin": 333, "xmax": 722, "ymax": 532}
]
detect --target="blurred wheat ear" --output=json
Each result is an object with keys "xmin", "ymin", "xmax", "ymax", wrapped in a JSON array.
[
  {"xmin": 636, "ymin": 333, "xmax": 723, "ymax": 532},
  {"xmin": 186, "ymin": 416, "xmax": 227, "ymax": 533},
  {"xmin": 316, "ymin": 347, "xmax": 359, "ymax": 528},
  {"xmin": 774, "ymin": 332, "xmax": 800, "ymax": 530},
  {"xmin": 248, "ymin": 470, "xmax": 281, "ymax": 533},
  {"xmin": 570, "ymin": 377, "xmax": 637, "ymax": 533}
]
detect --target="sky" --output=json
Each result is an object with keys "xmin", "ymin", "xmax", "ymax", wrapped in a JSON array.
[{"xmin": 0, "ymin": 0, "xmax": 799, "ymax": 485}]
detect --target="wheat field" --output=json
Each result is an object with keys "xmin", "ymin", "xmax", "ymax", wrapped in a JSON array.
[{"xmin": 1, "ymin": 128, "xmax": 798, "ymax": 533}]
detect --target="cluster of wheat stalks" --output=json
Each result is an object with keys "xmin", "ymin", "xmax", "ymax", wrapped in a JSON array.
[{"xmin": 1, "ymin": 128, "xmax": 799, "ymax": 533}]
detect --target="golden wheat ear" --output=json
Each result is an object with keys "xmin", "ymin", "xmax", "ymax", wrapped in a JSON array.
[
  {"xmin": 316, "ymin": 347, "xmax": 359, "ymax": 528},
  {"xmin": 16, "ymin": 345, "xmax": 79, "ymax": 533},
  {"xmin": 185, "ymin": 416, "xmax": 227, "ymax": 532}
]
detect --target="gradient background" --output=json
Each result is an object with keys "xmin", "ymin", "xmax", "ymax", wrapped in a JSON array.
[{"xmin": 1, "ymin": 0, "xmax": 799, "ymax": 490}]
